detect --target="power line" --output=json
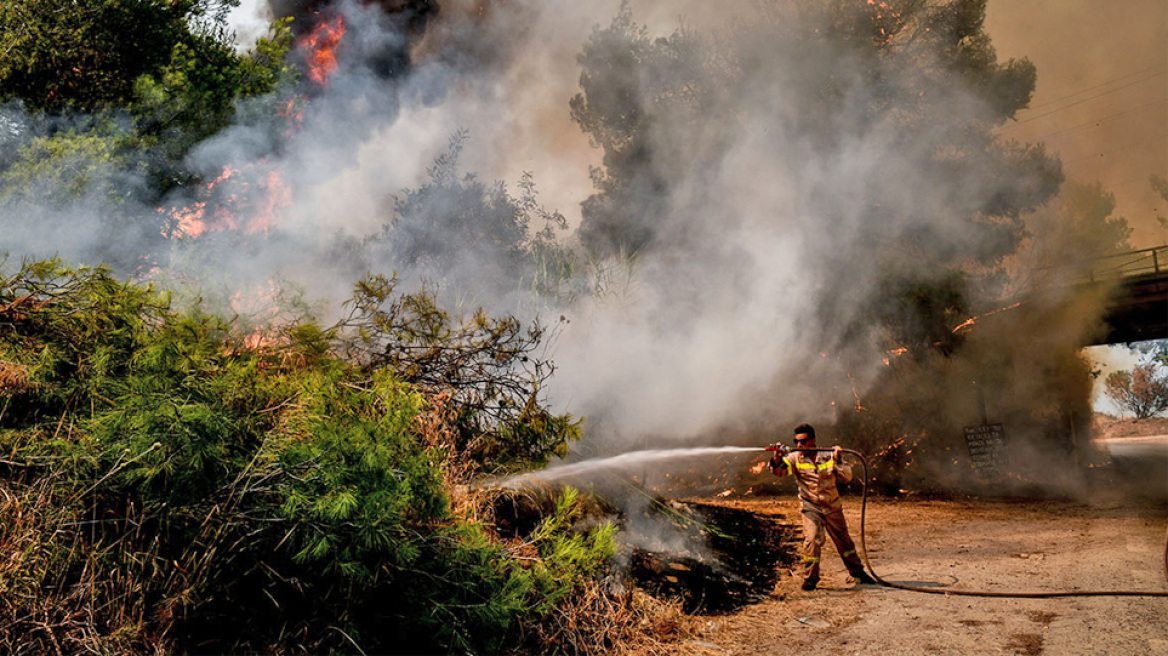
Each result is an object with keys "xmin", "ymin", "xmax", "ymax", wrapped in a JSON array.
[
  {"xmin": 1033, "ymin": 97, "xmax": 1167, "ymax": 142},
  {"xmin": 1027, "ymin": 65, "xmax": 1166, "ymax": 112},
  {"xmin": 1060, "ymin": 131, "xmax": 1168, "ymax": 166},
  {"xmin": 1001, "ymin": 69, "xmax": 1167, "ymax": 128}
]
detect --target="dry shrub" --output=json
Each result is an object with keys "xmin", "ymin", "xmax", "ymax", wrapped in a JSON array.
[
  {"xmin": 0, "ymin": 475, "xmax": 167, "ymax": 654},
  {"xmin": 414, "ymin": 387, "xmax": 482, "ymax": 485},
  {"xmin": 522, "ymin": 578, "xmax": 697, "ymax": 655},
  {"xmin": 0, "ymin": 361, "xmax": 28, "ymax": 392}
]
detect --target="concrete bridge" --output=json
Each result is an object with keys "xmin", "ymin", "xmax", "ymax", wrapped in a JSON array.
[{"xmin": 1083, "ymin": 245, "xmax": 1167, "ymax": 345}]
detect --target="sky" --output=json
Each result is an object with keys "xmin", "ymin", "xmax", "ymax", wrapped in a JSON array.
[{"xmin": 985, "ymin": 0, "xmax": 1168, "ymax": 249}]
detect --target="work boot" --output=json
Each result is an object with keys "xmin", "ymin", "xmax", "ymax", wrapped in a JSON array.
[
  {"xmin": 851, "ymin": 571, "xmax": 878, "ymax": 586},
  {"xmin": 801, "ymin": 578, "xmax": 818, "ymax": 591}
]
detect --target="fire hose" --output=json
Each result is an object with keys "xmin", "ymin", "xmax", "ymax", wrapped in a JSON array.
[{"xmin": 765, "ymin": 446, "xmax": 1168, "ymax": 598}]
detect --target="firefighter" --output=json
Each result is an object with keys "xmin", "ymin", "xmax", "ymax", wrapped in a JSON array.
[{"xmin": 769, "ymin": 423, "xmax": 877, "ymax": 591}]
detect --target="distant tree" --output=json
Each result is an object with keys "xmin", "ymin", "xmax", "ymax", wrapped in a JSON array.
[
  {"xmin": 372, "ymin": 131, "xmax": 573, "ymax": 310},
  {"xmin": 570, "ymin": 0, "xmax": 1061, "ymax": 262},
  {"xmin": 1104, "ymin": 363, "xmax": 1168, "ymax": 419},
  {"xmin": 1007, "ymin": 180, "xmax": 1132, "ymax": 291},
  {"xmin": 1152, "ymin": 174, "xmax": 1168, "ymax": 237}
]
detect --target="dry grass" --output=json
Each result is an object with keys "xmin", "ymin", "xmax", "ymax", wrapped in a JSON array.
[
  {"xmin": 521, "ymin": 579, "xmax": 698, "ymax": 655},
  {"xmin": 1092, "ymin": 413, "xmax": 1168, "ymax": 439},
  {"xmin": 0, "ymin": 361, "xmax": 28, "ymax": 393},
  {"xmin": 0, "ymin": 475, "xmax": 167, "ymax": 654},
  {"xmin": 414, "ymin": 388, "xmax": 480, "ymax": 487}
]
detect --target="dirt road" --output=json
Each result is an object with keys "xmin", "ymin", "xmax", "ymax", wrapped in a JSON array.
[{"xmin": 655, "ymin": 496, "xmax": 1168, "ymax": 656}]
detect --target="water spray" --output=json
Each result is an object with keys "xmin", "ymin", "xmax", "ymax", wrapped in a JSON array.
[
  {"xmin": 498, "ymin": 443, "xmax": 1168, "ymax": 596},
  {"xmin": 496, "ymin": 446, "xmax": 763, "ymax": 488}
]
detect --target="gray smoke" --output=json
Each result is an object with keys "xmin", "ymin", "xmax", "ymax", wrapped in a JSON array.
[{"xmin": 3, "ymin": 0, "xmax": 1125, "ymax": 496}]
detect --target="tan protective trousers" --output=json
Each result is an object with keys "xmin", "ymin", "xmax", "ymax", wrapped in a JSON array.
[{"xmin": 800, "ymin": 507, "xmax": 865, "ymax": 584}]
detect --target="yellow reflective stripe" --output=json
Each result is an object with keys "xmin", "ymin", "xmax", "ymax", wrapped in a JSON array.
[
  {"xmin": 841, "ymin": 549, "xmax": 856, "ymax": 558},
  {"xmin": 817, "ymin": 461, "xmax": 835, "ymax": 471},
  {"xmin": 795, "ymin": 462, "xmax": 816, "ymax": 470},
  {"xmin": 801, "ymin": 556, "xmax": 821, "ymax": 563}
]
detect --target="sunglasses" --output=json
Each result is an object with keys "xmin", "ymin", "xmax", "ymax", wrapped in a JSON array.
[{"xmin": 794, "ymin": 437, "xmax": 813, "ymax": 444}]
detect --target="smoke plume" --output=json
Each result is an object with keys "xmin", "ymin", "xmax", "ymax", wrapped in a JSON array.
[{"xmin": 2, "ymin": 0, "xmax": 1131, "ymax": 497}]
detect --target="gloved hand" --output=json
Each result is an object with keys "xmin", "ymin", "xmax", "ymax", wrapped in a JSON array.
[{"xmin": 767, "ymin": 443, "xmax": 789, "ymax": 468}]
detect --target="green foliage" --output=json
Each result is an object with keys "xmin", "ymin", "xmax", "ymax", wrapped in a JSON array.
[
  {"xmin": 0, "ymin": 1, "xmax": 295, "ymax": 253},
  {"xmin": 525, "ymin": 487, "xmax": 618, "ymax": 610},
  {"xmin": 0, "ymin": 130, "xmax": 129, "ymax": 205},
  {"xmin": 401, "ymin": 488, "xmax": 617, "ymax": 654},
  {"xmin": 0, "ymin": 259, "xmax": 611, "ymax": 654},
  {"xmin": 133, "ymin": 16, "xmax": 296, "ymax": 162},
  {"xmin": 338, "ymin": 272, "xmax": 582, "ymax": 474},
  {"xmin": 271, "ymin": 369, "xmax": 445, "ymax": 576},
  {"xmin": 0, "ymin": 0, "xmax": 201, "ymax": 113}
]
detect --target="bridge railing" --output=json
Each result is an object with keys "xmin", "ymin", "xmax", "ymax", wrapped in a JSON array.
[{"xmin": 1081, "ymin": 245, "xmax": 1167, "ymax": 282}]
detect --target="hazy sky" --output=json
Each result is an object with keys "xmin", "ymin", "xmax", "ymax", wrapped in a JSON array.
[
  {"xmin": 983, "ymin": 0, "xmax": 1167, "ymax": 415},
  {"xmin": 985, "ymin": 0, "xmax": 1168, "ymax": 249}
]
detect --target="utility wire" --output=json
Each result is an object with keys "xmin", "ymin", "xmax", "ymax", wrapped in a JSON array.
[
  {"xmin": 1033, "ymin": 97, "xmax": 1167, "ymax": 142},
  {"xmin": 1027, "ymin": 66, "xmax": 1166, "ymax": 112},
  {"xmin": 1001, "ymin": 69, "xmax": 1167, "ymax": 128}
]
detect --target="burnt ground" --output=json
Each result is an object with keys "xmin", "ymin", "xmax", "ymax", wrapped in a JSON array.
[
  {"xmin": 627, "ymin": 500, "xmax": 798, "ymax": 613},
  {"xmin": 621, "ymin": 433, "xmax": 1168, "ymax": 655},
  {"xmin": 628, "ymin": 494, "xmax": 1167, "ymax": 655},
  {"xmin": 494, "ymin": 425, "xmax": 1167, "ymax": 654}
]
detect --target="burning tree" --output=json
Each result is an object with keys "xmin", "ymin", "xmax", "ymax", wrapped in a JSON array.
[{"xmin": 0, "ymin": 0, "xmax": 294, "ymax": 272}]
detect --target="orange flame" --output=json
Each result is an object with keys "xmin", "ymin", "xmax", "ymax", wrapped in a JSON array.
[
  {"xmin": 750, "ymin": 461, "xmax": 769, "ymax": 475},
  {"xmin": 278, "ymin": 96, "xmax": 306, "ymax": 137},
  {"xmin": 162, "ymin": 166, "xmax": 239, "ymax": 238},
  {"xmin": 252, "ymin": 170, "xmax": 291, "ymax": 235},
  {"xmin": 950, "ymin": 302, "xmax": 1022, "ymax": 335},
  {"xmin": 883, "ymin": 346, "xmax": 909, "ymax": 366},
  {"xmin": 845, "ymin": 371, "xmax": 865, "ymax": 412},
  {"xmin": 302, "ymin": 15, "xmax": 346, "ymax": 88},
  {"xmin": 161, "ymin": 164, "xmax": 290, "ymax": 239}
]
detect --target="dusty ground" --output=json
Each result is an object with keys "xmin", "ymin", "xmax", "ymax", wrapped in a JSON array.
[
  {"xmin": 1092, "ymin": 414, "xmax": 1168, "ymax": 440},
  {"xmin": 648, "ymin": 496, "xmax": 1168, "ymax": 656},
  {"xmin": 632, "ymin": 423, "xmax": 1168, "ymax": 656},
  {"xmin": 616, "ymin": 415, "xmax": 1163, "ymax": 648}
]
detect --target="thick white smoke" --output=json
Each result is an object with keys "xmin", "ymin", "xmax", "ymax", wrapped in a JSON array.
[{"xmin": 4, "ymin": 1, "xmax": 1108, "ymax": 491}]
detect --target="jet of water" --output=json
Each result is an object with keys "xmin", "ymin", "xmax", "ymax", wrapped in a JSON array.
[{"xmin": 494, "ymin": 446, "xmax": 767, "ymax": 488}]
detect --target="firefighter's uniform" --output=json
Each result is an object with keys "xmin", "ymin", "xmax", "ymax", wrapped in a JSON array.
[{"xmin": 772, "ymin": 451, "xmax": 867, "ymax": 587}]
